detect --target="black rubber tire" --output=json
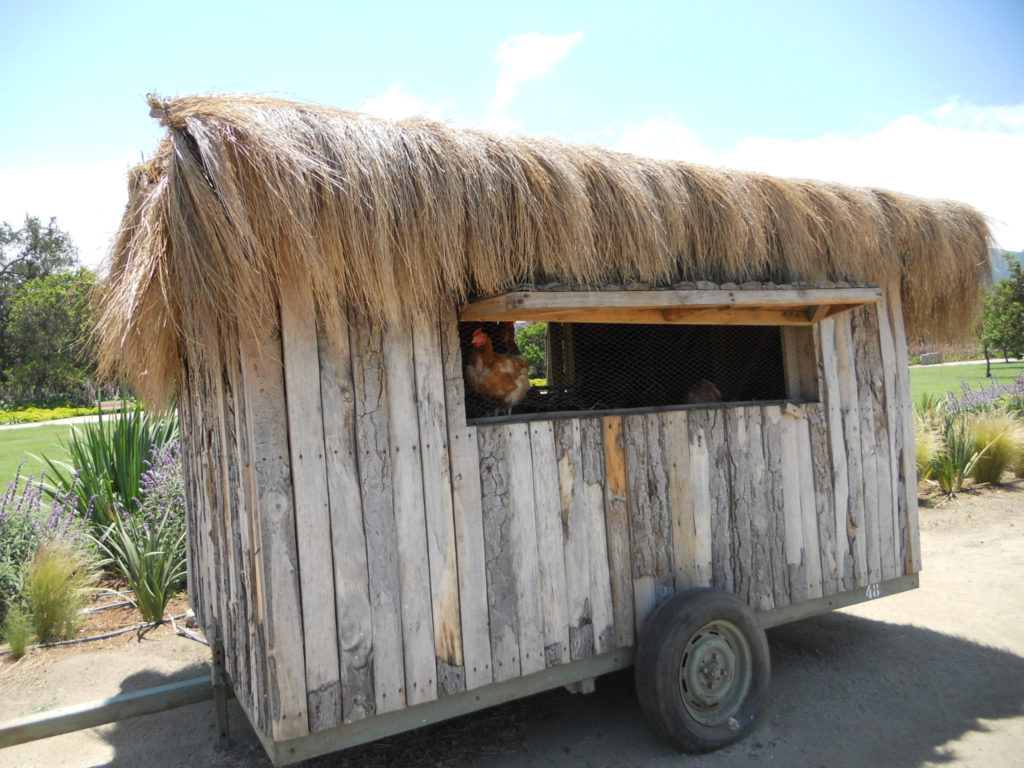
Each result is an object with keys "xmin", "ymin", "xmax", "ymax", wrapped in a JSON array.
[{"xmin": 634, "ymin": 588, "xmax": 770, "ymax": 753}]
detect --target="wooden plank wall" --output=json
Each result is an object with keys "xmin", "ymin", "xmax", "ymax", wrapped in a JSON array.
[{"xmin": 180, "ymin": 292, "xmax": 918, "ymax": 740}]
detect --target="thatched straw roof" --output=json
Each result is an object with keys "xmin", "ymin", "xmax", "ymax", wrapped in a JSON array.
[{"xmin": 98, "ymin": 93, "xmax": 991, "ymax": 406}]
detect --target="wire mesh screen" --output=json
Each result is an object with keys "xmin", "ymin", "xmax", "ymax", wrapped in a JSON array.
[{"xmin": 459, "ymin": 320, "xmax": 788, "ymax": 421}]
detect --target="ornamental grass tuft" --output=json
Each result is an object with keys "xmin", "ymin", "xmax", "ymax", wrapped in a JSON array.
[
  {"xmin": 22, "ymin": 539, "xmax": 100, "ymax": 643},
  {"xmin": 967, "ymin": 412, "xmax": 1024, "ymax": 485}
]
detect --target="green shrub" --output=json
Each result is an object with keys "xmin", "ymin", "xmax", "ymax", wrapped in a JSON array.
[
  {"xmin": 0, "ymin": 406, "xmax": 99, "ymax": 425},
  {"xmin": 93, "ymin": 508, "xmax": 186, "ymax": 624},
  {"xmin": 2, "ymin": 604, "xmax": 33, "ymax": 658},
  {"xmin": 41, "ymin": 406, "xmax": 179, "ymax": 526},
  {"xmin": 967, "ymin": 412, "xmax": 1024, "ymax": 485},
  {"xmin": 22, "ymin": 540, "xmax": 99, "ymax": 643},
  {"xmin": 930, "ymin": 416, "xmax": 982, "ymax": 497}
]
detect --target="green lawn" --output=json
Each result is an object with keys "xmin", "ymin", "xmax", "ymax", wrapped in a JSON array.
[
  {"xmin": 0, "ymin": 424, "xmax": 75, "ymax": 489},
  {"xmin": 909, "ymin": 360, "xmax": 1024, "ymax": 404}
]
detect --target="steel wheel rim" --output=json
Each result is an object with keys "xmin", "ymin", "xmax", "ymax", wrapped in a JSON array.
[{"xmin": 678, "ymin": 619, "xmax": 752, "ymax": 726}]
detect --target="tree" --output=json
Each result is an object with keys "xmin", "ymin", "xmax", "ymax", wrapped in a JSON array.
[
  {"xmin": 981, "ymin": 254, "xmax": 1024, "ymax": 367},
  {"xmin": 0, "ymin": 216, "xmax": 80, "ymax": 381},
  {"xmin": 516, "ymin": 322, "xmax": 547, "ymax": 378},
  {"xmin": 3, "ymin": 269, "xmax": 96, "ymax": 399}
]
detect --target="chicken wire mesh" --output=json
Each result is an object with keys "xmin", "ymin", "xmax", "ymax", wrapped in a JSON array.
[{"xmin": 459, "ymin": 320, "xmax": 789, "ymax": 421}]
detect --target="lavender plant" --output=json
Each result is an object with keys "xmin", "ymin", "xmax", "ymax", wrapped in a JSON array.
[
  {"xmin": 948, "ymin": 373, "xmax": 1024, "ymax": 415},
  {"xmin": 0, "ymin": 465, "xmax": 85, "ymax": 626},
  {"xmin": 92, "ymin": 441, "xmax": 187, "ymax": 623}
]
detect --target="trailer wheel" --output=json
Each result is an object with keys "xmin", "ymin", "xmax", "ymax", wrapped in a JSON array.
[{"xmin": 635, "ymin": 588, "xmax": 770, "ymax": 753}]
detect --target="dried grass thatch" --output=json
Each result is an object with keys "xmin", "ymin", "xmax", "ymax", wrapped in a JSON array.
[{"xmin": 97, "ymin": 93, "xmax": 991, "ymax": 406}]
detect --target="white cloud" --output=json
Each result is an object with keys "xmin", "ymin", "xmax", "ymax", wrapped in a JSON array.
[
  {"xmin": 356, "ymin": 84, "xmax": 454, "ymax": 122},
  {"xmin": 479, "ymin": 31, "xmax": 583, "ymax": 132},
  {"xmin": 612, "ymin": 102, "xmax": 1024, "ymax": 251},
  {"xmin": 0, "ymin": 158, "xmax": 132, "ymax": 271}
]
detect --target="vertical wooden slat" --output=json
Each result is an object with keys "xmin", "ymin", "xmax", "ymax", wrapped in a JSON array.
[
  {"xmin": 624, "ymin": 413, "xmax": 674, "ymax": 635},
  {"xmin": 382, "ymin": 323, "xmax": 437, "ymax": 706},
  {"xmin": 778, "ymin": 405, "xmax": 808, "ymax": 604},
  {"xmin": 581, "ymin": 418, "xmax": 615, "ymax": 654},
  {"xmin": 850, "ymin": 309, "xmax": 883, "ymax": 585},
  {"xmin": 760, "ymin": 407, "xmax": 791, "ymax": 607},
  {"xmin": 507, "ymin": 423, "xmax": 546, "ymax": 674},
  {"xmin": 875, "ymin": 297, "xmax": 905, "ymax": 578},
  {"xmin": 350, "ymin": 315, "xmax": 405, "ymax": 714},
  {"xmin": 806, "ymin": 402, "xmax": 839, "ymax": 596},
  {"xmin": 224, "ymin": 340, "xmax": 269, "ymax": 733},
  {"xmin": 686, "ymin": 410, "xmax": 714, "ymax": 589},
  {"xmin": 411, "ymin": 321, "xmax": 465, "ymax": 696},
  {"xmin": 317, "ymin": 315, "xmax": 374, "ymax": 722},
  {"xmin": 439, "ymin": 312, "xmax": 493, "ymax": 689},
  {"xmin": 705, "ymin": 409, "xmax": 734, "ymax": 595},
  {"xmin": 665, "ymin": 411, "xmax": 696, "ymax": 592},
  {"xmin": 555, "ymin": 420, "xmax": 595, "ymax": 658},
  {"xmin": 885, "ymin": 282, "xmax": 921, "ymax": 573},
  {"xmin": 818, "ymin": 319, "xmax": 855, "ymax": 590},
  {"xmin": 725, "ymin": 408, "xmax": 759, "ymax": 608},
  {"xmin": 795, "ymin": 412, "xmax": 824, "ymax": 599},
  {"xmin": 834, "ymin": 314, "xmax": 869, "ymax": 586},
  {"xmin": 601, "ymin": 416, "xmax": 634, "ymax": 649},
  {"xmin": 238, "ymin": 323, "xmax": 309, "ymax": 740},
  {"xmin": 478, "ymin": 426, "xmax": 521, "ymax": 681},
  {"xmin": 530, "ymin": 421, "xmax": 571, "ymax": 665},
  {"xmin": 279, "ymin": 272, "xmax": 343, "ymax": 731}
]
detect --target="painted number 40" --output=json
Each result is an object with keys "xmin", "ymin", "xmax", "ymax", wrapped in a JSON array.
[{"xmin": 865, "ymin": 583, "xmax": 882, "ymax": 599}]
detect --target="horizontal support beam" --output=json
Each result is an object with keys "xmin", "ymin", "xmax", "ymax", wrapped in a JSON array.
[
  {"xmin": 757, "ymin": 574, "xmax": 919, "ymax": 629},
  {"xmin": 460, "ymin": 288, "xmax": 882, "ymax": 325},
  {"xmin": 0, "ymin": 676, "xmax": 214, "ymax": 749}
]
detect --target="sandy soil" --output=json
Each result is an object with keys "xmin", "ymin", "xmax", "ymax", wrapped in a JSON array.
[{"xmin": 1, "ymin": 482, "xmax": 1021, "ymax": 768}]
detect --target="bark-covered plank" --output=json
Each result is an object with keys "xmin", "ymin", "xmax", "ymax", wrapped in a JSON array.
[
  {"xmin": 875, "ymin": 297, "xmax": 905, "ymax": 579},
  {"xmin": 581, "ymin": 418, "xmax": 614, "ymax": 654},
  {"xmin": 760, "ymin": 407, "xmax": 791, "ymax": 607},
  {"xmin": 685, "ymin": 410, "xmax": 714, "ymax": 589},
  {"xmin": 601, "ymin": 416, "xmax": 634, "ymax": 649},
  {"xmin": 834, "ymin": 314, "xmax": 868, "ymax": 586}
]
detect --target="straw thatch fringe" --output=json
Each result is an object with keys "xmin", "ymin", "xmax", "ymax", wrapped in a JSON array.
[{"xmin": 97, "ymin": 93, "xmax": 991, "ymax": 407}]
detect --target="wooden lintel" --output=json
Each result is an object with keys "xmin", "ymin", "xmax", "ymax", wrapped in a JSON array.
[{"xmin": 459, "ymin": 287, "xmax": 882, "ymax": 326}]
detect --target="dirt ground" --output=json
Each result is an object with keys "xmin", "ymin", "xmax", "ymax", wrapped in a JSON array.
[{"xmin": 1, "ymin": 482, "xmax": 1021, "ymax": 768}]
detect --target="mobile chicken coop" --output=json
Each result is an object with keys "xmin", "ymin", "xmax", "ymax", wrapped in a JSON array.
[{"xmin": 96, "ymin": 94, "xmax": 990, "ymax": 764}]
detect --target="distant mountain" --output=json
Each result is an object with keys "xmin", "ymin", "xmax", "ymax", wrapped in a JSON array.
[{"xmin": 990, "ymin": 249, "xmax": 1023, "ymax": 282}]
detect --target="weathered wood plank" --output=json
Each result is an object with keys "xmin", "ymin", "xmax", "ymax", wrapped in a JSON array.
[
  {"xmin": 317, "ymin": 314, "xmax": 374, "ymax": 722},
  {"xmin": 411, "ymin": 321, "xmax": 465, "ymax": 696},
  {"xmin": 760, "ymin": 407, "xmax": 791, "ymax": 607},
  {"xmin": 778, "ymin": 405, "xmax": 808, "ymax": 604},
  {"xmin": 439, "ymin": 312, "xmax": 493, "ymax": 688},
  {"xmin": 507, "ymin": 423, "xmax": 546, "ymax": 674},
  {"xmin": 382, "ymin": 323, "xmax": 437, "ymax": 707},
  {"xmin": 478, "ymin": 426, "xmax": 521, "ymax": 681},
  {"xmin": 350, "ymin": 315, "xmax": 405, "ymax": 714},
  {"xmin": 530, "ymin": 421, "xmax": 571, "ymax": 665},
  {"xmin": 728, "ymin": 407, "xmax": 773, "ymax": 610},
  {"xmin": 459, "ymin": 287, "xmax": 885, "ymax": 321},
  {"xmin": 581, "ymin": 418, "xmax": 614, "ymax": 654},
  {"xmin": 875, "ymin": 297, "xmax": 905, "ymax": 579},
  {"xmin": 224, "ymin": 339, "xmax": 269, "ymax": 733},
  {"xmin": 817, "ymin": 319, "xmax": 855, "ymax": 590},
  {"xmin": 794, "ymin": 411, "xmax": 824, "ymax": 599},
  {"xmin": 705, "ymin": 409, "xmax": 734, "ymax": 595},
  {"xmin": 279, "ymin": 272, "xmax": 343, "ymax": 731},
  {"xmin": 601, "ymin": 416, "xmax": 634, "ymax": 649},
  {"xmin": 685, "ymin": 410, "xmax": 714, "ymax": 589},
  {"xmin": 834, "ymin": 314, "xmax": 869, "ymax": 586},
  {"xmin": 238, "ymin": 323, "xmax": 309, "ymax": 740},
  {"xmin": 664, "ymin": 411, "xmax": 697, "ymax": 593},
  {"xmin": 806, "ymin": 402, "xmax": 839, "ymax": 596},
  {"xmin": 554, "ymin": 420, "xmax": 595, "ymax": 658}
]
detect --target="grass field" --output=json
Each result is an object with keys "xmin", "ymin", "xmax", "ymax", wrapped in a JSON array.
[
  {"xmin": 909, "ymin": 360, "xmax": 1024, "ymax": 404},
  {"xmin": 0, "ymin": 424, "xmax": 75, "ymax": 490}
]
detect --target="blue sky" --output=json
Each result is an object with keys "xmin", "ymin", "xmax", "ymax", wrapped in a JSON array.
[{"xmin": 1, "ymin": 0, "xmax": 1022, "ymax": 266}]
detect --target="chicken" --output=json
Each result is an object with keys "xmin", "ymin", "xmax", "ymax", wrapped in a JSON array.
[
  {"xmin": 684, "ymin": 379, "xmax": 722, "ymax": 404},
  {"xmin": 465, "ymin": 326, "xmax": 530, "ymax": 414}
]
